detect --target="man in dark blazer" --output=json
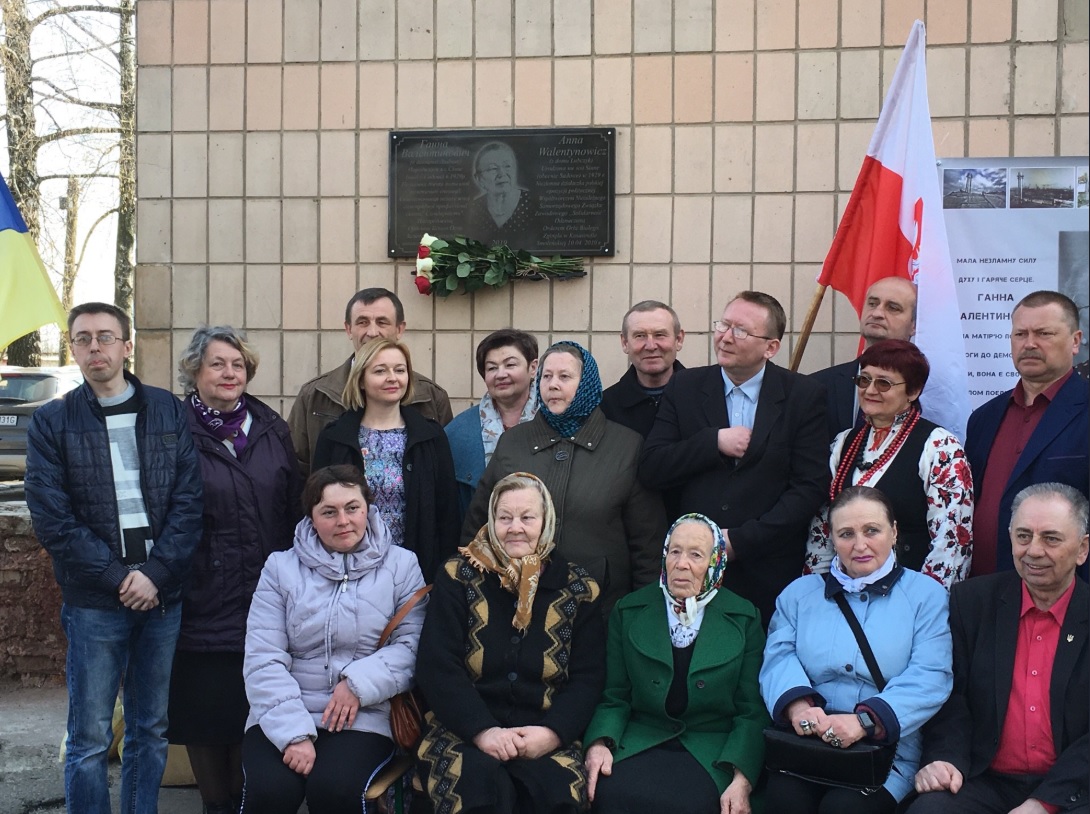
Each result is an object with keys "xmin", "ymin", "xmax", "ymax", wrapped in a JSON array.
[
  {"xmin": 966, "ymin": 291, "xmax": 1088, "ymax": 577},
  {"xmin": 811, "ymin": 275, "xmax": 918, "ymax": 441},
  {"xmin": 909, "ymin": 483, "xmax": 1089, "ymax": 814},
  {"xmin": 639, "ymin": 291, "xmax": 829, "ymax": 626}
]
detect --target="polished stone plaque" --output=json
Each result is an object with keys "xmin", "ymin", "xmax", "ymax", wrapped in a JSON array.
[{"xmin": 388, "ymin": 128, "xmax": 615, "ymax": 257}]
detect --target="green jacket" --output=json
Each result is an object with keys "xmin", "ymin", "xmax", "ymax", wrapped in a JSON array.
[{"xmin": 584, "ymin": 583, "xmax": 769, "ymax": 791}]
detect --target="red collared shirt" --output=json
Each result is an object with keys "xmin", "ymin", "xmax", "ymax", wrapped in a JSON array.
[
  {"xmin": 972, "ymin": 371, "xmax": 1073, "ymax": 576},
  {"xmin": 990, "ymin": 579, "xmax": 1076, "ymax": 811}
]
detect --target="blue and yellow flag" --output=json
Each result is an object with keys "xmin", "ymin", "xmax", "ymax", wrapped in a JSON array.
[{"xmin": 0, "ymin": 169, "xmax": 68, "ymax": 350}]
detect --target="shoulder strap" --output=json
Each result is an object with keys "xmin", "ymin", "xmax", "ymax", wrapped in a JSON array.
[
  {"xmin": 832, "ymin": 592, "xmax": 887, "ymax": 691},
  {"xmin": 379, "ymin": 585, "xmax": 432, "ymax": 648}
]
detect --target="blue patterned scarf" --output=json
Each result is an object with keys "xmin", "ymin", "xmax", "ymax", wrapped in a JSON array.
[{"xmin": 537, "ymin": 341, "xmax": 602, "ymax": 438}]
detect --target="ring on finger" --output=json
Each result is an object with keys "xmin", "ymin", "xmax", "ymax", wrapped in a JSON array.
[{"xmin": 800, "ymin": 720, "xmax": 812, "ymax": 732}]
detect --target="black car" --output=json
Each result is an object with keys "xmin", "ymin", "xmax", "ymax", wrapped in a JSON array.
[{"xmin": 0, "ymin": 367, "xmax": 83, "ymax": 479}]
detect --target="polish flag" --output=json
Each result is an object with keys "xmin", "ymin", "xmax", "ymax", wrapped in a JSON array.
[{"xmin": 818, "ymin": 20, "xmax": 970, "ymax": 440}]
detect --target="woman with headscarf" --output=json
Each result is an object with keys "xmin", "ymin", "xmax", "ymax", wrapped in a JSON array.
[
  {"xmin": 462, "ymin": 341, "xmax": 667, "ymax": 615},
  {"xmin": 415, "ymin": 472, "xmax": 605, "ymax": 814},
  {"xmin": 583, "ymin": 514, "xmax": 769, "ymax": 814}
]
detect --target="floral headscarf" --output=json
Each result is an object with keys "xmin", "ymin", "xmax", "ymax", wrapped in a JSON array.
[
  {"xmin": 459, "ymin": 472, "xmax": 557, "ymax": 632},
  {"xmin": 659, "ymin": 514, "xmax": 728, "ymax": 647},
  {"xmin": 536, "ymin": 341, "xmax": 602, "ymax": 438}
]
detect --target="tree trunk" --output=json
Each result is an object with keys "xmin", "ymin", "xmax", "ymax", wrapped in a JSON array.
[
  {"xmin": 59, "ymin": 177, "xmax": 81, "ymax": 364},
  {"xmin": 113, "ymin": 0, "xmax": 136, "ymax": 320}
]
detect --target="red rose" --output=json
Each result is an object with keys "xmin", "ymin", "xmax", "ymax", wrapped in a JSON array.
[
  {"xmin": 414, "ymin": 275, "xmax": 432, "ymax": 294},
  {"xmin": 418, "ymin": 245, "xmax": 431, "ymax": 259}
]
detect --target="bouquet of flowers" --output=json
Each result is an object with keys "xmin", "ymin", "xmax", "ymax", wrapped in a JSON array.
[{"xmin": 414, "ymin": 233, "xmax": 585, "ymax": 297}]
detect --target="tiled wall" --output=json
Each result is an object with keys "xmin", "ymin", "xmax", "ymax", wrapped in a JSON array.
[{"xmin": 133, "ymin": 0, "xmax": 1090, "ymax": 415}]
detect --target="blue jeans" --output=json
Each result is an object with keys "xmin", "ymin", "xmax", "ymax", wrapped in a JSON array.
[{"xmin": 62, "ymin": 602, "xmax": 181, "ymax": 814}]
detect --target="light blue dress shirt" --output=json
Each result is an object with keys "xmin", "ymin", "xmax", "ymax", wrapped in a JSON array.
[{"xmin": 721, "ymin": 364, "xmax": 765, "ymax": 430}]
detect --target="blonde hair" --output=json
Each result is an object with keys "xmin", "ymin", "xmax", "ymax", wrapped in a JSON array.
[{"xmin": 341, "ymin": 337, "xmax": 415, "ymax": 411}]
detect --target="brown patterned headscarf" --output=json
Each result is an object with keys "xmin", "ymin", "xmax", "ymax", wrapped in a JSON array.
[{"xmin": 459, "ymin": 472, "xmax": 557, "ymax": 632}]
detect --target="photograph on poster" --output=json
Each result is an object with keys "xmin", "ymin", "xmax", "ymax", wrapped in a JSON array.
[
  {"xmin": 1078, "ymin": 167, "xmax": 1088, "ymax": 208},
  {"xmin": 943, "ymin": 168, "xmax": 1007, "ymax": 209},
  {"xmin": 1009, "ymin": 167, "xmax": 1075, "ymax": 209},
  {"xmin": 1058, "ymin": 230, "xmax": 1089, "ymax": 367}
]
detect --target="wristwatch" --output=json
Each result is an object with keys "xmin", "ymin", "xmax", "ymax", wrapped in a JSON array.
[{"xmin": 857, "ymin": 710, "xmax": 877, "ymax": 738}]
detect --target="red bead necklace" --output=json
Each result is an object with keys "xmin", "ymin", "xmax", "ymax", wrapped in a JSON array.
[{"xmin": 830, "ymin": 405, "xmax": 922, "ymax": 500}]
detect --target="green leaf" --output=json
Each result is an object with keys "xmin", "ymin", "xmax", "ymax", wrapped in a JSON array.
[
  {"xmin": 483, "ymin": 267, "xmax": 505, "ymax": 286},
  {"xmin": 454, "ymin": 237, "xmax": 467, "ymax": 246},
  {"xmin": 457, "ymin": 252, "xmax": 471, "ymax": 263},
  {"xmin": 465, "ymin": 277, "xmax": 484, "ymax": 293},
  {"xmin": 445, "ymin": 275, "xmax": 459, "ymax": 291},
  {"xmin": 456, "ymin": 262, "xmax": 472, "ymax": 278},
  {"xmin": 430, "ymin": 239, "xmax": 449, "ymax": 250}
]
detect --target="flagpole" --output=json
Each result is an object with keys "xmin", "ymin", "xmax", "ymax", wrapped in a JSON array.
[{"xmin": 788, "ymin": 283, "xmax": 827, "ymax": 372}]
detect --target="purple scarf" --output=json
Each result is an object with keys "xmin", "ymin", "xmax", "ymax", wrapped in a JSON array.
[{"xmin": 189, "ymin": 393, "xmax": 249, "ymax": 455}]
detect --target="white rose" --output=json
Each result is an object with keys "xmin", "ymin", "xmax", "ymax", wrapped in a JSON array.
[
  {"xmin": 420, "ymin": 233, "xmax": 439, "ymax": 247},
  {"xmin": 416, "ymin": 257, "xmax": 435, "ymax": 274}
]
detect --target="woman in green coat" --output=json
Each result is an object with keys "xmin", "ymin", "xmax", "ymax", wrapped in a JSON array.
[{"xmin": 584, "ymin": 514, "xmax": 769, "ymax": 814}]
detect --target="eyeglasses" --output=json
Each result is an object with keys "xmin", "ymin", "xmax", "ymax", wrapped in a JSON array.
[
  {"xmin": 711, "ymin": 320, "xmax": 774, "ymax": 341},
  {"xmin": 852, "ymin": 374, "xmax": 907, "ymax": 393},
  {"xmin": 71, "ymin": 333, "xmax": 121, "ymax": 347}
]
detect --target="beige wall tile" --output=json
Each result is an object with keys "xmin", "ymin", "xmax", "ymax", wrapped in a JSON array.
[
  {"xmin": 674, "ymin": 54, "xmax": 713, "ymax": 123},
  {"xmin": 755, "ymin": 53, "xmax": 795, "ymax": 121},
  {"xmin": 793, "ymin": 194, "xmax": 835, "ymax": 263},
  {"xmin": 837, "ymin": 122, "xmax": 873, "ymax": 189},
  {"xmin": 138, "ymin": 67, "xmax": 172, "ymax": 131},
  {"xmin": 1061, "ymin": 43, "xmax": 1089, "ymax": 113},
  {"xmin": 551, "ymin": 278, "xmax": 591, "ymax": 331},
  {"xmin": 135, "ymin": 265, "xmax": 172, "ymax": 329},
  {"xmin": 283, "ymin": 0, "xmax": 319, "ymax": 61},
  {"xmin": 246, "ymin": 200, "xmax": 282, "ymax": 263},
  {"xmin": 359, "ymin": 63, "xmax": 396, "ymax": 129},
  {"xmin": 795, "ymin": 123, "xmax": 835, "ymax": 191},
  {"xmin": 841, "ymin": 0, "xmax": 881, "ymax": 47},
  {"xmin": 246, "ymin": 0, "xmax": 282, "ymax": 63},
  {"xmin": 713, "ymin": 196, "xmax": 752, "ymax": 263},
  {"xmin": 246, "ymin": 66, "xmax": 281, "ymax": 130},
  {"xmin": 633, "ymin": 55, "xmax": 672, "ymax": 124},
  {"xmin": 555, "ymin": 0, "xmax": 592, "ymax": 56},
  {"xmin": 710, "ymin": 264, "xmax": 753, "ymax": 313},
  {"xmin": 397, "ymin": 62, "xmax": 436, "ymax": 128},
  {"xmin": 554, "ymin": 60, "xmax": 592, "ymax": 125},
  {"xmin": 172, "ymin": 134, "xmax": 207, "ymax": 199},
  {"xmin": 397, "ymin": 0, "xmax": 434, "ymax": 59},
  {"xmin": 883, "ymin": 0, "xmax": 923, "ymax": 45},
  {"xmin": 319, "ymin": 328, "xmax": 350, "ymax": 371},
  {"xmin": 172, "ymin": 68, "xmax": 208, "ymax": 131},
  {"xmin": 207, "ymin": 0, "xmax": 244, "ymax": 62},
  {"xmin": 173, "ymin": 200, "xmax": 208, "ymax": 263},
  {"xmin": 319, "ymin": 199, "xmax": 356, "ymax": 263},
  {"xmin": 173, "ymin": 265, "xmax": 208, "ymax": 327},
  {"xmin": 138, "ymin": 134, "xmax": 171, "ymax": 199},
  {"xmin": 208, "ymin": 66, "xmax": 244, "ymax": 130},
  {"xmin": 932, "ymin": 120, "xmax": 965, "ymax": 157},
  {"xmin": 595, "ymin": 334, "xmax": 628, "ymax": 387},
  {"xmin": 634, "ymin": 0, "xmax": 673, "ymax": 52},
  {"xmin": 1058, "ymin": 115, "xmax": 1089, "ymax": 154},
  {"xmin": 245, "ymin": 133, "xmax": 281, "ymax": 197},
  {"xmin": 359, "ymin": 0, "xmax": 396, "ymax": 61},
  {"xmin": 319, "ymin": 265, "xmax": 357, "ymax": 327},
  {"xmin": 209, "ymin": 133, "xmax": 243, "ymax": 196},
  {"xmin": 476, "ymin": 0, "xmax": 514, "ymax": 58},
  {"xmin": 629, "ymin": 265, "xmax": 671, "ymax": 307},
  {"xmin": 282, "ymin": 265, "xmax": 319, "ymax": 330},
  {"xmin": 512, "ymin": 273, "xmax": 553, "ymax": 330},
  {"xmin": 358, "ymin": 198, "xmax": 388, "ymax": 261},
  {"xmin": 971, "ymin": 0, "xmax": 1012, "ymax": 43},
  {"xmin": 1014, "ymin": 44, "xmax": 1058, "ymax": 114},
  {"xmin": 282, "ymin": 133, "xmax": 318, "ymax": 197},
  {"xmin": 752, "ymin": 124, "xmax": 793, "ymax": 193},
  {"xmin": 474, "ymin": 288, "xmax": 514, "ymax": 330},
  {"xmin": 282, "ymin": 66, "xmax": 319, "ymax": 130},
  {"xmin": 245, "ymin": 331, "xmax": 281, "ymax": 397},
  {"xmin": 839, "ymin": 50, "xmax": 880, "ymax": 119},
  {"xmin": 436, "ymin": 0, "xmax": 473, "ymax": 58},
  {"xmin": 282, "ymin": 199, "xmax": 319, "ymax": 263},
  {"xmin": 434, "ymin": 332, "xmax": 475, "ymax": 399},
  {"xmin": 357, "ymin": 132, "xmax": 387, "ymax": 198},
  {"xmin": 436, "ymin": 61, "xmax": 475, "ymax": 127},
  {"xmin": 475, "ymin": 60, "xmax": 514, "ymax": 126},
  {"xmin": 751, "ymin": 195, "xmax": 792, "ymax": 262},
  {"xmin": 675, "ymin": 0, "xmax": 713, "ymax": 52},
  {"xmin": 631, "ymin": 197, "xmax": 672, "ymax": 262},
  {"xmin": 137, "ymin": 200, "xmax": 171, "ymax": 263},
  {"xmin": 594, "ymin": 0, "xmax": 632, "ymax": 55},
  {"xmin": 515, "ymin": 60, "xmax": 553, "ymax": 125},
  {"xmin": 246, "ymin": 265, "xmax": 282, "ymax": 328},
  {"xmin": 597, "ymin": 57, "xmax": 632, "ymax": 124},
  {"xmin": 715, "ymin": 0, "xmax": 754, "ymax": 52},
  {"xmin": 969, "ymin": 45, "xmax": 1011, "ymax": 115},
  {"xmin": 927, "ymin": 48, "xmax": 967, "ymax": 117},
  {"xmin": 608, "ymin": 191, "xmax": 632, "ymax": 260},
  {"xmin": 796, "ymin": 51, "xmax": 836, "ymax": 120},
  {"xmin": 674, "ymin": 126, "xmax": 713, "ymax": 193},
  {"xmin": 515, "ymin": 0, "xmax": 553, "ymax": 56},
  {"xmin": 321, "ymin": 0, "xmax": 357, "ymax": 60},
  {"xmin": 207, "ymin": 265, "xmax": 245, "ymax": 326},
  {"xmin": 672, "ymin": 198, "xmax": 712, "ymax": 262},
  {"xmin": 670, "ymin": 264, "xmax": 711, "ymax": 330},
  {"xmin": 589, "ymin": 264, "xmax": 630, "ymax": 332},
  {"xmin": 755, "ymin": 0, "xmax": 794, "ymax": 51},
  {"xmin": 927, "ymin": 0, "xmax": 968, "ymax": 44},
  {"xmin": 1016, "ymin": 0, "xmax": 1058, "ymax": 41},
  {"xmin": 208, "ymin": 199, "xmax": 244, "ymax": 263},
  {"xmin": 1013, "ymin": 118, "xmax": 1055, "ymax": 154},
  {"xmin": 715, "ymin": 54, "xmax": 754, "ymax": 122},
  {"xmin": 433, "ymin": 288, "xmax": 472, "ymax": 329},
  {"xmin": 967, "ymin": 118, "xmax": 1010, "ymax": 154},
  {"xmin": 713, "ymin": 124, "xmax": 753, "ymax": 193},
  {"xmin": 612, "ymin": 125, "xmax": 633, "ymax": 195},
  {"xmin": 173, "ymin": 0, "xmax": 209, "ymax": 65},
  {"xmin": 321, "ymin": 63, "xmax": 358, "ymax": 129},
  {"xmin": 135, "ymin": 330, "xmax": 172, "ymax": 389},
  {"xmin": 282, "ymin": 328, "xmax": 318, "ymax": 394},
  {"xmin": 138, "ymin": 1, "xmax": 173, "ymax": 65},
  {"xmin": 798, "ymin": 0, "xmax": 837, "ymax": 48}
]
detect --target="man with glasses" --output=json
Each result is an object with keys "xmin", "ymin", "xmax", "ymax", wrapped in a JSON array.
[
  {"xmin": 812, "ymin": 275, "xmax": 918, "ymax": 441},
  {"xmin": 639, "ymin": 291, "xmax": 829, "ymax": 627},
  {"xmin": 25, "ymin": 302, "xmax": 202, "ymax": 814}
]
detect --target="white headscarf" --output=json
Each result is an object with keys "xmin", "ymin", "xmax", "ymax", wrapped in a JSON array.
[{"xmin": 659, "ymin": 514, "xmax": 728, "ymax": 648}]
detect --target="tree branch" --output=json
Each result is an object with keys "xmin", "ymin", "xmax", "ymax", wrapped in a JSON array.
[
  {"xmin": 32, "ymin": 76, "xmax": 119, "ymax": 112},
  {"xmin": 32, "ymin": 5, "xmax": 121, "ymax": 26},
  {"xmin": 39, "ymin": 125, "xmax": 120, "ymax": 144},
  {"xmin": 75, "ymin": 206, "xmax": 119, "ymax": 275}
]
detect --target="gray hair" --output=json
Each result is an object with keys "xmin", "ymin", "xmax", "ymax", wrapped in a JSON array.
[
  {"xmin": 1010, "ymin": 482, "xmax": 1089, "ymax": 535},
  {"xmin": 177, "ymin": 325, "xmax": 259, "ymax": 391},
  {"xmin": 621, "ymin": 300, "xmax": 681, "ymax": 337}
]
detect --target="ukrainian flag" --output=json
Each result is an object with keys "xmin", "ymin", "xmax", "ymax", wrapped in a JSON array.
[{"xmin": 1, "ymin": 169, "xmax": 67, "ymax": 350}]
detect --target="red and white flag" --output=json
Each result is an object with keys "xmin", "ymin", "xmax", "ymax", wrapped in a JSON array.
[{"xmin": 818, "ymin": 20, "xmax": 970, "ymax": 439}]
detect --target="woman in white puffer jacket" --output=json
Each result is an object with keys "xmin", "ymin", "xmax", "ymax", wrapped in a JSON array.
[{"xmin": 240, "ymin": 464, "xmax": 426, "ymax": 814}]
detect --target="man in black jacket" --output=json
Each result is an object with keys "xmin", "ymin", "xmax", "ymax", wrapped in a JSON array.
[
  {"xmin": 25, "ymin": 302, "xmax": 202, "ymax": 814},
  {"xmin": 909, "ymin": 483, "xmax": 1088, "ymax": 814}
]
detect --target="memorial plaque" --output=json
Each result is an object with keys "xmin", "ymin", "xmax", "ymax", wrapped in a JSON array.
[{"xmin": 388, "ymin": 128, "xmax": 615, "ymax": 257}]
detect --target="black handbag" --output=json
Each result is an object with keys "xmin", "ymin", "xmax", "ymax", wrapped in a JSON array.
[{"xmin": 762, "ymin": 592, "xmax": 897, "ymax": 793}]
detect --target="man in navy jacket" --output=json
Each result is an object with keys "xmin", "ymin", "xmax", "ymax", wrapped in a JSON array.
[{"xmin": 25, "ymin": 302, "xmax": 202, "ymax": 814}]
